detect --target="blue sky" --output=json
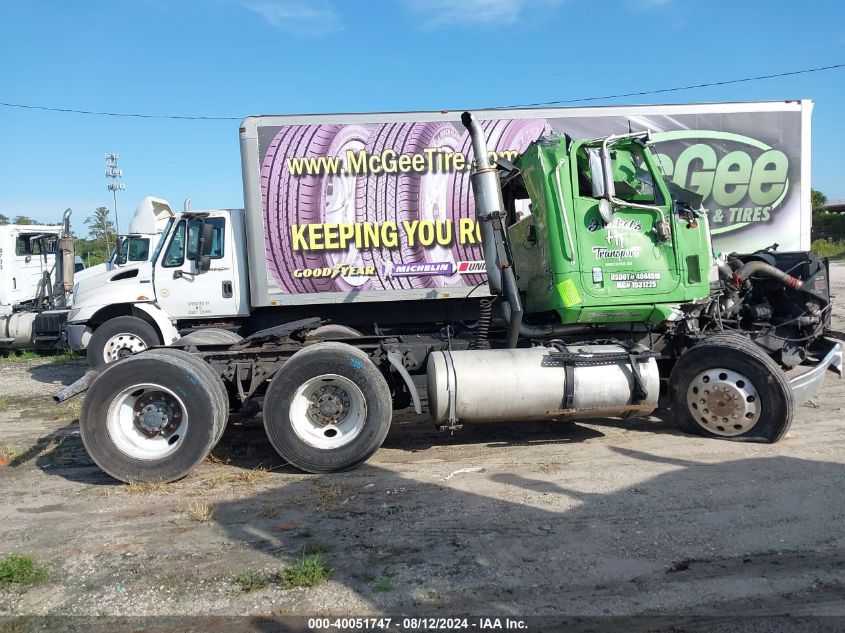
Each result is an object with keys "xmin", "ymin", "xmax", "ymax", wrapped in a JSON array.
[{"xmin": 1, "ymin": 0, "xmax": 844, "ymax": 231}]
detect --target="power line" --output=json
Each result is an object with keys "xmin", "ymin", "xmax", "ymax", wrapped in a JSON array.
[
  {"xmin": 1, "ymin": 62, "xmax": 843, "ymax": 120},
  {"xmin": 489, "ymin": 62, "xmax": 845, "ymax": 110},
  {"xmin": 0, "ymin": 101, "xmax": 239, "ymax": 120}
]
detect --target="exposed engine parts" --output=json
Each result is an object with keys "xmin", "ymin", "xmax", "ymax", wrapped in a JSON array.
[{"xmin": 696, "ymin": 250, "xmax": 831, "ymax": 367}]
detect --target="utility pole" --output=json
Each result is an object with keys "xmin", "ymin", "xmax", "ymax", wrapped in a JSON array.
[{"xmin": 105, "ymin": 153, "xmax": 125, "ymax": 237}]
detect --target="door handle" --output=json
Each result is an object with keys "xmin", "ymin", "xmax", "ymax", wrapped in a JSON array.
[{"xmin": 222, "ymin": 281, "xmax": 233, "ymax": 298}]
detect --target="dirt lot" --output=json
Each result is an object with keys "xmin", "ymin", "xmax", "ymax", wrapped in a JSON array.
[{"xmin": 1, "ymin": 266, "xmax": 844, "ymax": 625}]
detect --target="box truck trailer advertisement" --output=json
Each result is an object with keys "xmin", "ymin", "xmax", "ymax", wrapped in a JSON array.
[{"xmin": 252, "ymin": 101, "xmax": 810, "ymax": 298}]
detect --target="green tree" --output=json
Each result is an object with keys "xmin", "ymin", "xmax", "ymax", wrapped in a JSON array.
[
  {"xmin": 12, "ymin": 215, "xmax": 37, "ymax": 225},
  {"xmin": 812, "ymin": 189, "xmax": 828, "ymax": 216},
  {"xmin": 0, "ymin": 213, "xmax": 8, "ymax": 225},
  {"xmin": 85, "ymin": 206, "xmax": 116, "ymax": 255}
]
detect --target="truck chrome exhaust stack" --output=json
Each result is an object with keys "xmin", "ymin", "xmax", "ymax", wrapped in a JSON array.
[{"xmin": 461, "ymin": 112, "xmax": 523, "ymax": 347}]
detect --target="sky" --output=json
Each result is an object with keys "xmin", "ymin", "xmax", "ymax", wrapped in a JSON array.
[{"xmin": 1, "ymin": 0, "xmax": 844, "ymax": 232}]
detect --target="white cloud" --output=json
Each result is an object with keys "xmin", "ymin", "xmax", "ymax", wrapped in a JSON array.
[
  {"xmin": 239, "ymin": 0, "xmax": 342, "ymax": 34},
  {"xmin": 401, "ymin": 0, "xmax": 563, "ymax": 27}
]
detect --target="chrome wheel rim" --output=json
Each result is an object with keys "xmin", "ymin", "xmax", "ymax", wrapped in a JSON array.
[
  {"xmin": 686, "ymin": 368, "xmax": 761, "ymax": 436},
  {"xmin": 289, "ymin": 374, "xmax": 366, "ymax": 450},
  {"xmin": 106, "ymin": 383, "xmax": 187, "ymax": 460},
  {"xmin": 103, "ymin": 333, "xmax": 148, "ymax": 363}
]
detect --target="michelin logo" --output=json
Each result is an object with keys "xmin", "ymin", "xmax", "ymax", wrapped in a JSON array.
[{"xmin": 382, "ymin": 262, "xmax": 453, "ymax": 278}]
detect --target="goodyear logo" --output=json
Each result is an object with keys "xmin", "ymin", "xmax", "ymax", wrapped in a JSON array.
[{"xmin": 651, "ymin": 131, "xmax": 790, "ymax": 235}]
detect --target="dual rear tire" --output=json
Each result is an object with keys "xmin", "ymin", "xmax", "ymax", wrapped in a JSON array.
[
  {"xmin": 80, "ymin": 348, "xmax": 230, "ymax": 483},
  {"xmin": 80, "ymin": 342, "xmax": 392, "ymax": 482}
]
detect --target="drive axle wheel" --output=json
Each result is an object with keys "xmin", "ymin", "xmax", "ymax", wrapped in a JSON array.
[
  {"xmin": 669, "ymin": 333, "xmax": 793, "ymax": 443},
  {"xmin": 263, "ymin": 342, "xmax": 392, "ymax": 473},
  {"xmin": 80, "ymin": 349, "xmax": 227, "ymax": 483}
]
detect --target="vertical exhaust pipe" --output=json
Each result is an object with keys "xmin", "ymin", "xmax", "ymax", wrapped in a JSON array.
[
  {"xmin": 55, "ymin": 208, "xmax": 75, "ymax": 308},
  {"xmin": 461, "ymin": 112, "xmax": 523, "ymax": 348}
]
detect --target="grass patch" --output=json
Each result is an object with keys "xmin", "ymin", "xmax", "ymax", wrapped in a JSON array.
[
  {"xmin": 0, "ymin": 395, "xmax": 7, "ymax": 411},
  {"xmin": 302, "ymin": 539, "xmax": 331, "ymax": 555},
  {"xmin": 313, "ymin": 482, "xmax": 348, "ymax": 511},
  {"xmin": 0, "ymin": 554, "xmax": 49, "ymax": 588},
  {"xmin": 232, "ymin": 569, "xmax": 270, "ymax": 592},
  {"xmin": 0, "ymin": 445, "xmax": 21, "ymax": 466},
  {"xmin": 0, "ymin": 350, "xmax": 40, "ymax": 363},
  {"xmin": 229, "ymin": 467, "xmax": 267, "ymax": 486},
  {"xmin": 374, "ymin": 578, "xmax": 393, "ymax": 592},
  {"xmin": 279, "ymin": 554, "xmax": 331, "ymax": 589},
  {"xmin": 1, "ymin": 615, "xmax": 33, "ymax": 633},
  {"xmin": 297, "ymin": 528, "xmax": 314, "ymax": 539},
  {"xmin": 124, "ymin": 481, "xmax": 170, "ymax": 496},
  {"xmin": 811, "ymin": 238, "xmax": 845, "ymax": 260},
  {"xmin": 0, "ymin": 348, "xmax": 79, "ymax": 363},
  {"xmin": 183, "ymin": 500, "xmax": 215, "ymax": 522}
]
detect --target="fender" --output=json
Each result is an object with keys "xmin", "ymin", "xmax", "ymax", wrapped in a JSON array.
[{"xmin": 133, "ymin": 303, "xmax": 180, "ymax": 346}]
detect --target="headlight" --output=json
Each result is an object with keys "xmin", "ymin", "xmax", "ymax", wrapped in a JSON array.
[{"xmin": 67, "ymin": 308, "xmax": 80, "ymax": 322}]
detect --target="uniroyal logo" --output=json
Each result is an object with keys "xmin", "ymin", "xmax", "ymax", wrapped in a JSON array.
[{"xmin": 457, "ymin": 261, "xmax": 487, "ymax": 274}]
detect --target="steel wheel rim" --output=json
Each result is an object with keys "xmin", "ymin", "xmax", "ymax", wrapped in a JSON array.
[
  {"xmin": 289, "ymin": 374, "xmax": 367, "ymax": 450},
  {"xmin": 106, "ymin": 383, "xmax": 188, "ymax": 460},
  {"xmin": 103, "ymin": 333, "xmax": 148, "ymax": 363},
  {"xmin": 686, "ymin": 367, "xmax": 761, "ymax": 436}
]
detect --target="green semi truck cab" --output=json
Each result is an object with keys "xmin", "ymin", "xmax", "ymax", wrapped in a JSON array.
[{"xmin": 508, "ymin": 132, "xmax": 712, "ymax": 324}]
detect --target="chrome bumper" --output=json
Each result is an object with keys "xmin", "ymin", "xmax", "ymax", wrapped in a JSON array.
[{"xmin": 789, "ymin": 338, "xmax": 843, "ymax": 406}]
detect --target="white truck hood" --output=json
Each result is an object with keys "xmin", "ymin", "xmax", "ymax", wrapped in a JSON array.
[{"xmin": 69, "ymin": 262, "xmax": 156, "ymax": 319}]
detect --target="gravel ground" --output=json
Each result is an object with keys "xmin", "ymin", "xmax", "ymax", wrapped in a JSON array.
[{"xmin": 1, "ymin": 265, "xmax": 844, "ymax": 629}]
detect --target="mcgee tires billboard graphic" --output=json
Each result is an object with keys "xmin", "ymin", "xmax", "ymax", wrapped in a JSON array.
[{"xmin": 252, "ymin": 101, "xmax": 810, "ymax": 297}]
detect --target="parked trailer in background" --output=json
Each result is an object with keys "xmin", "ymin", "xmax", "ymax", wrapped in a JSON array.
[{"xmin": 59, "ymin": 104, "xmax": 841, "ymax": 484}]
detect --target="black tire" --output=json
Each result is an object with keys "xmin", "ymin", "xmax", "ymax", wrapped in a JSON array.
[
  {"xmin": 87, "ymin": 316, "xmax": 160, "ymax": 369},
  {"xmin": 308, "ymin": 324, "xmax": 362, "ymax": 340},
  {"xmin": 172, "ymin": 328, "xmax": 243, "ymax": 346},
  {"xmin": 80, "ymin": 351, "xmax": 223, "ymax": 483},
  {"xmin": 263, "ymin": 342, "xmax": 392, "ymax": 473},
  {"xmin": 668, "ymin": 333, "xmax": 793, "ymax": 442},
  {"xmin": 143, "ymin": 348, "xmax": 231, "ymax": 443}
]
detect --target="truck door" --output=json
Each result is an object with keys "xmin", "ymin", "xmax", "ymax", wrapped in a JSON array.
[
  {"xmin": 154, "ymin": 214, "xmax": 246, "ymax": 319},
  {"xmin": 11, "ymin": 230, "xmax": 58, "ymax": 306},
  {"xmin": 570, "ymin": 143, "xmax": 681, "ymax": 301}
]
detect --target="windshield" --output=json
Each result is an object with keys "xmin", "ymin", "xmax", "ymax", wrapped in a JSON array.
[
  {"xmin": 151, "ymin": 218, "xmax": 174, "ymax": 265},
  {"xmin": 577, "ymin": 142, "xmax": 664, "ymax": 205},
  {"xmin": 117, "ymin": 235, "xmax": 152, "ymax": 262}
]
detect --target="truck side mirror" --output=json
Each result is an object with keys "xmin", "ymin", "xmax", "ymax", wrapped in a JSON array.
[
  {"xmin": 115, "ymin": 242, "xmax": 127, "ymax": 266},
  {"xmin": 197, "ymin": 221, "xmax": 215, "ymax": 272},
  {"xmin": 588, "ymin": 148, "xmax": 606, "ymax": 198}
]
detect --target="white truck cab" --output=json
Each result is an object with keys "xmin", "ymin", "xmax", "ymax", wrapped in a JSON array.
[
  {"xmin": 0, "ymin": 224, "xmax": 63, "ymax": 316},
  {"xmin": 67, "ymin": 206, "xmax": 249, "ymax": 366}
]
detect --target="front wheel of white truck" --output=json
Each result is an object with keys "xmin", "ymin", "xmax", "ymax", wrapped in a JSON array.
[
  {"xmin": 80, "ymin": 349, "xmax": 228, "ymax": 483},
  {"xmin": 86, "ymin": 316, "xmax": 161, "ymax": 368},
  {"xmin": 263, "ymin": 342, "xmax": 392, "ymax": 473}
]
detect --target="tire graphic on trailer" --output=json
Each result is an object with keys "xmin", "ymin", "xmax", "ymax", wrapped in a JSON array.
[
  {"xmin": 355, "ymin": 122, "xmax": 436, "ymax": 290},
  {"xmin": 321, "ymin": 125, "xmax": 372, "ymax": 292},
  {"xmin": 447, "ymin": 118, "xmax": 551, "ymax": 287},
  {"xmin": 415, "ymin": 123, "xmax": 464, "ymax": 288},
  {"xmin": 261, "ymin": 124, "xmax": 370, "ymax": 294}
]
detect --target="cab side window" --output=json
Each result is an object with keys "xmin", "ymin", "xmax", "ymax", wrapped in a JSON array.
[
  {"xmin": 163, "ymin": 221, "xmax": 187, "ymax": 267},
  {"xmin": 186, "ymin": 218, "xmax": 225, "ymax": 261}
]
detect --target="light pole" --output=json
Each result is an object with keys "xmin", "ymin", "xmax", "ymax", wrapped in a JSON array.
[{"xmin": 105, "ymin": 153, "xmax": 125, "ymax": 238}]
